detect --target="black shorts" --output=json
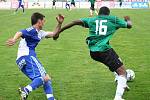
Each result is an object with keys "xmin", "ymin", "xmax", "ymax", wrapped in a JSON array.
[
  {"xmin": 53, "ymin": 2, "xmax": 55, "ymax": 6},
  {"xmin": 71, "ymin": 2, "xmax": 75, "ymax": 6},
  {"xmin": 90, "ymin": 4, "xmax": 95, "ymax": 10},
  {"xmin": 90, "ymin": 48, "xmax": 123, "ymax": 72}
]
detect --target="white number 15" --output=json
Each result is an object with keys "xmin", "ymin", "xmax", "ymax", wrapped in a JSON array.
[{"xmin": 95, "ymin": 20, "xmax": 107, "ymax": 35}]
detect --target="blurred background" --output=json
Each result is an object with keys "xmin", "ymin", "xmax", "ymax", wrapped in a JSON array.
[{"xmin": 0, "ymin": 0, "xmax": 149, "ymax": 9}]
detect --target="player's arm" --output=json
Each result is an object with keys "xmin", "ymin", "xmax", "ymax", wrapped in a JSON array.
[
  {"xmin": 53, "ymin": 20, "xmax": 84, "ymax": 40},
  {"xmin": 61, "ymin": 20, "xmax": 84, "ymax": 32},
  {"xmin": 6, "ymin": 32, "xmax": 22, "ymax": 46},
  {"xmin": 124, "ymin": 16, "xmax": 132, "ymax": 29},
  {"xmin": 116, "ymin": 16, "xmax": 132, "ymax": 29},
  {"xmin": 45, "ymin": 14, "xmax": 64, "ymax": 38}
]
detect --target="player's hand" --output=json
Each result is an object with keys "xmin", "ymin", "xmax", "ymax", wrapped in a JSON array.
[
  {"xmin": 56, "ymin": 14, "xmax": 64, "ymax": 24},
  {"xmin": 124, "ymin": 16, "xmax": 130, "ymax": 21},
  {"xmin": 6, "ymin": 38, "xmax": 16, "ymax": 46},
  {"xmin": 53, "ymin": 34, "xmax": 59, "ymax": 40}
]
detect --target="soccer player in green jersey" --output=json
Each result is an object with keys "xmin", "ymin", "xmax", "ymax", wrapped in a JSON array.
[
  {"xmin": 52, "ymin": 0, "xmax": 56, "ymax": 9},
  {"xmin": 71, "ymin": 0, "xmax": 75, "ymax": 10},
  {"xmin": 89, "ymin": 0, "xmax": 98, "ymax": 16},
  {"xmin": 119, "ymin": 0, "xmax": 123, "ymax": 7},
  {"xmin": 54, "ymin": 6, "xmax": 132, "ymax": 100}
]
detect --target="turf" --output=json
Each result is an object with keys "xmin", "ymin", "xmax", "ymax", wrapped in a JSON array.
[{"xmin": 0, "ymin": 9, "xmax": 150, "ymax": 100}]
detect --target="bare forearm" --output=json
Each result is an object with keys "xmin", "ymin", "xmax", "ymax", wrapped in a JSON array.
[
  {"xmin": 13, "ymin": 32, "xmax": 22, "ymax": 41},
  {"xmin": 60, "ymin": 20, "xmax": 84, "ymax": 33},
  {"xmin": 126, "ymin": 20, "xmax": 132, "ymax": 29},
  {"xmin": 60, "ymin": 22, "xmax": 75, "ymax": 33},
  {"xmin": 53, "ymin": 23, "xmax": 62, "ymax": 36},
  {"xmin": 6, "ymin": 32, "xmax": 22, "ymax": 46},
  {"xmin": 45, "ymin": 23, "xmax": 62, "ymax": 38},
  {"xmin": 53, "ymin": 22, "xmax": 75, "ymax": 40},
  {"xmin": 53, "ymin": 20, "xmax": 84, "ymax": 40}
]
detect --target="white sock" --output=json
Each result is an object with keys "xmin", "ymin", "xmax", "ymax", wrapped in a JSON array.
[
  {"xmin": 114, "ymin": 72, "xmax": 119, "ymax": 82},
  {"xmin": 115, "ymin": 75, "xmax": 127, "ymax": 99},
  {"xmin": 25, "ymin": 85, "xmax": 33, "ymax": 93}
]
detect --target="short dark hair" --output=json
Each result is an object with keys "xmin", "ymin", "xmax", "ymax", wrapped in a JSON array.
[
  {"xmin": 31, "ymin": 12, "xmax": 45, "ymax": 25},
  {"xmin": 99, "ymin": 6, "xmax": 110, "ymax": 15}
]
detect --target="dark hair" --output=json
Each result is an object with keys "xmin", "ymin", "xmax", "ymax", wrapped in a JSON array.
[
  {"xmin": 31, "ymin": 12, "xmax": 45, "ymax": 25},
  {"xmin": 99, "ymin": 6, "xmax": 110, "ymax": 15}
]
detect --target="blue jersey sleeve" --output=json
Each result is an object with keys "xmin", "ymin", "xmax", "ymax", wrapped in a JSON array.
[
  {"xmin": 20, "ymin": 27, "xmax": 35, "ymax": 38},
  {"xmin": 20, "ymin": 29, "xmax": 28, "ymax": 38}
]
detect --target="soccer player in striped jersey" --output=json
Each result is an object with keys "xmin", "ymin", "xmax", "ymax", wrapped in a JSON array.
[{"xmin": 6, "ymin": 13, "xmax": 64, "ymax": 100}]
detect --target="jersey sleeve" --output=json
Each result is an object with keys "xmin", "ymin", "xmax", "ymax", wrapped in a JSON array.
[
  {"xmin": 115, "ymin": 17, "xmax": 127, "ymax": 28},
  {"xmin": 38, "ymin": 30, "xmax": 49, "ymax": 39},
  {"xmin": 20, "ymin": 29, "xmax": 28, "ymax": 38},
  {"xmin": 80, "ymin": 18, "xmax": 90, "ymax": 28}
]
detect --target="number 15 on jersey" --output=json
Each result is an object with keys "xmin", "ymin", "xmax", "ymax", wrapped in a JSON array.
[{"xmin": 95, "ymin": 20, "xmax": 107, "ymax": 35}]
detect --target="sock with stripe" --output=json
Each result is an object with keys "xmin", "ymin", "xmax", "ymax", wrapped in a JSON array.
[
  {"xmin": 24, "ymin": 77, "xmax": 44, "ymax": 94},
  {"xmin": 43, "ymin": 80, "xmax": 54, "ymax": 100}
]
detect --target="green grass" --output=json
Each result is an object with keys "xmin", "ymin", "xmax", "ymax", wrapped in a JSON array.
[{"xmin": 0, "ymin": 9, "xmax": 150, "ymax": 100}]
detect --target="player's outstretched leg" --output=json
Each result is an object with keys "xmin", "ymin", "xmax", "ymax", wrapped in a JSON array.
[
  {"xmin": 19, "ymin": 77, "xmax": 44, "ymax": 100},
  {"xmin": 114, "ymin": 66, "xmax": 128, "ymax": 100},
  {"xmin": 90, "ymin": 48, "xmax": 129, "ymax": 100},
  {"xmin": 43, "ymin": 74, "xmax": 55, "ymax": 100},
  {"xmin": 16, "ymin": 56, "xmax": 45, "ymax": 100}
]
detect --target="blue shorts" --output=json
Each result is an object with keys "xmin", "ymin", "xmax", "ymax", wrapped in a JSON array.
[
  {"xmin": 16, "ymin": 56, "xmax": 46, "ymax": 80},
  {"xmin": 18, "ymin": 2, "xmax": 24, "ymax": 8}
]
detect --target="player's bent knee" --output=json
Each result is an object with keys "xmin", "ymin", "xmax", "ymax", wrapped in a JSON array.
[
  {"xmin": 43, "ymin": 74, "xmax": 51, "ymax": 82},
  {"xmin": 116, "ymin": 65, "xmax": 126, "ymax": 76}
]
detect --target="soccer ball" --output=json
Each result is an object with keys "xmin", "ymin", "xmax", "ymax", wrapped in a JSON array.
[{"xmin": 126, "ymin": 69, "xmax": 135, "ymax": 81}]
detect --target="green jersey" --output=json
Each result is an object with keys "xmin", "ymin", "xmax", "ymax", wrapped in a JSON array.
[
  {"xmin": 71, "ymin": 0, "xmax": 75, "ymax": 3},
  {"xmin": 80, "ymin": 15, "xmax": 127, "ymax": 52},
  {"xmin": 89, "ymin": 0, "xmax": 96, "ymax": 4}
]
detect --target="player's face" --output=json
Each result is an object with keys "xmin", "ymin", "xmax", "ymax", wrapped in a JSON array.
[{"xmin": 38, "ymin": 18, "xmax": 46, "ymax": 30}]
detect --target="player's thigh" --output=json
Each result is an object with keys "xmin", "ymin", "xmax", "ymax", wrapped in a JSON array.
[
  {"xmin": 18, "ymin": 56, "xmax": 46, "ymax": 80},
  {"xmin": 16, "ymin": 56, "xmax": 35, "ymax": 80},
  {"xmin": 30, "ymin": 56, "xmax": 47, "ymax": 78},
  {"xmin": 21, "ymin": 64, "xmax": 35, "ymax": 80},
  {"xmin": 90, "ymin": 48, "xmax": 123, "ymax": 72}
]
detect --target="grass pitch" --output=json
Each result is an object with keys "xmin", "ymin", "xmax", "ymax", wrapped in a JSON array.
[{"xmin": 0, "ymin": 9, "xmax": 150, "ymax": 100}]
